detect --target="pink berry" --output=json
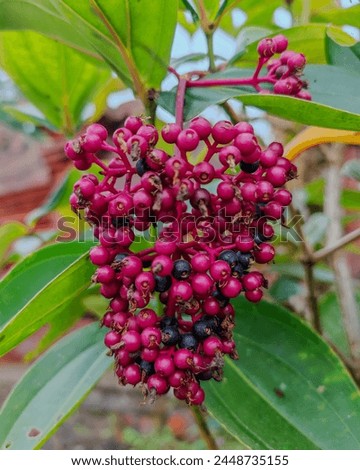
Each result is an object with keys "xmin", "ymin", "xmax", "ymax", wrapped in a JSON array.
[
  {"xmin": 245, "ymin": 289, "xmax": 263, "ymax": 302},
  {"xmin": 191, "ymin": 253, "xmax": 211, "ymax": 272},
  {"xmin": 192, "ymin": 273, "xmax": 213, "ymax": 297},
  {"xmin": 265, "ymin": 166, "xmax": 288, "ymax": 187},
  {"xmin": 189, "ymin": 117, "xmax": 212, "ymax": 139},
  {"xmin": 155, "ymin": 355, "xmax": 175, "ymax": 376},
  {"xmin": 147, "ymin": 374, "xmax": 169, "ymax": 395},
  {"xmin": 203, "ymin": 336, "xmax": 223, "ymax": 356},
  {"xmin": 161, "ymin": 123, "xmax": 181, "ymax": 143},
  {"xmin": 257, "ymin": 38, "xmax": 275, "ymax": 58},
  {"xmin": 176, "ymin": 128, "xmax": 200, "ymax": 151},
  {"xmin": 212, "ymin": 120, "xmax": 236, "ymax": 144},
  {"xmin": 104, "ymin": 330, "xmax": 122, "ymax": 349},
  {"xmin": 174, "ymin": 349, "xmax": 193, "ymax": 369},
  {"xmin": 272, "ymin": 34, "xmax": 288, "ymax": 54},
  {"xmin": 221, "ymin": 277, "xmax": 242, "ymax": 298},
  {"xmin": 141, "ymin": 327, "xmax": 161, "ymax": 349},
  {"xmin": 124, "ymin": 115, "xmax": 143, "ymax": 133},
  {"xmin": 254, "ymin": 243, "xmax": 275, "ymax": 263}
]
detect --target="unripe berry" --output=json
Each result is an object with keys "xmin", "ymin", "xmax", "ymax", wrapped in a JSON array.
[
  {"xmin": 155, "ymin": 355, "xmax": 175, "ymax": 376},
  {"xmin": 161, "ymin": 123, "xmax": 181, "ymax": 143},
  {"xmin": 272, "ymin": 34, "xmax": 288, "ymax": 54},
  {"xmin": 257, "ymin": 38, "xmax": 275, "ymax": 58}
]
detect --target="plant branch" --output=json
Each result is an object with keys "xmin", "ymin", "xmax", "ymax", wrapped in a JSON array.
[
  {"xmin": 206, "ymin": 31, "xmax": 216, "ymax": 72},
  {"xmin": 175, "ymin": 77, "xmax": 188, "ymax": 129},
  {"xmin": 322, "ymin": 143, "xmax": 360, "ymax": 363},
  {"xmin": 90, "ymin": 0, "xmax": 146, "ymax": 102},
  {"xmin": 312, "ymin": 227, "xmax": 360, "ymax": 263},
  {"xmin": 290, "ymin": 204, "xmax": 321, "ymax": 331},
  {"xmin": 191, "ymin": 406, "xmax": 218, "ymax": 450},
  {"xmin": 186, "ymin": 76, "xmax": 275, "ymax": 88}
]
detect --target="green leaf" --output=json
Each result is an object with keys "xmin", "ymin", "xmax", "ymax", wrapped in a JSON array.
[
  {"xmin": 158, "ymin": 65, "xmax": 360, "ymax": 131},
  {"xmin": 319, "ymin": 292, "xmax": 360, "ymax": 359},
  {"xmin": 232, "ymin": 24, "xmax": 353, "ymax": 66},
  {"xmin": 1, "ymin": 105, "xmax": 57, "ymax": 130},
  {"xmin": 0, "ymin": 222, "xmax": 28, "ymax": 264},
  {"xmin": 305, "ymin": 178, "xmax": 360, "ymax": 211},
  {"xmin": 269, "ymin": 276, "xmax": 303, "ymax": 302},
  {"xmin": 0, "ymin": 30, "xmax": 111, "ymax": 134},
  {"xmin": 204, "ymin": 297, "xmax": 360, "ymax": 449},
  {"xmin": 26, "ymin": 169, "xmax": 83, "ymax": 225},
  {"xmin": 0, "ymin": 241, "xmax": 95, "ymax": 357},
  {"xmin": 0, "ymin": 0, "xmax": 94, "ymax": 55},
  {"xmin": 313, "ymin": 5, "xmax": 360, "ymax": 29},
  {"xmin": 24, "ymin": 294, "xmax": 88, "ymax": 361},
  {"xmin": 326, "ymin": 34, "xmax": 360, "ymax": 74},
  {"xmin": 234, "ymin": 26, "xmax": 274, "ymax": 58},
  {"xmin": 55, "ymin": 0, "xmax": 178, "ymax": 89},
  {"xmin": 341, "ymin": 160, "xmax": 360, "ymax": 182},
  {"xmin": 271, "ymin": 262, "xmax": 334, "ymax": 284},
  {"xmin": 0, "ymin": 322, "xmax": 111, "ymax": 449}
]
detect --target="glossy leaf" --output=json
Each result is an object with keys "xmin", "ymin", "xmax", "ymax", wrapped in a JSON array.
[
  {"xmin": 204, "ymin": 297, "xmax": 360, "ymax": 449},
  {"xmin": 158, "ymin": 65, "xmax": 360, "ymax": 131},
  {"xmin": 0, "ymin": 31, "xmax": 111, "ymax": 134},
  {"xmin": 0, "ymin": 0, "xmax": 178, "ymax": 91},
  {"xmin": 0, "ymin": 241, "xmax": 95, "ymax": 357},
  {"xmin": 26, "ymin": 169, "xmax": 83, "ymax": 225},
  {"xmin": 326, "ymin": 34, "xmax": 360, "ymax": 74},
  {"xmin": 232, "ymin": 24, "xmax": 352, "ymax": 66},
  {"xmin": 269, "ymin": 276, "xmax": 303, "ymax": 302},
  {"xmin": 56, "ymin": 0, "xmax": 178, "ymax": 90},
  {"xmin": 0, "ymin": 222, "xmax": 28, "ymax": 264},
  {"xmin": 313, "ymin": 4, "xmax": 360, "ymax": 29},
  {"xmin": 0, "ymin": 323, "xmax": 111, "ymax": 450},
  {"xmin": 271, "ymin": 263, "xmax": 334, "ymax": 284},
  {"xmin": 24, "ymin": 294, "xmax": 88, "ymax": 361},
  {"xmin": 319, "ymin": 292, "xmax": 358, "ymax": 358}
]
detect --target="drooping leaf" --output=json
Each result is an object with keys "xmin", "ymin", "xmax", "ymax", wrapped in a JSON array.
[
  {"xmin": 284, "ymin": 126, "xmax": 360, "ymax": 161},
  {"xmin": 326, "ymin": 34, "xmax": 360, "ymax": 74},
  {"xmin": 204, "ymin": 297, "xmax": 360, "ymax": 449},
  {"xmin": 0, "ymin": 0, "xmax": 178, "ymax": 92},
  {"xmin": 269, "ymin": 276, "xmax": 303, "ymax": 302},
  {"xmin": 0, "ymin": 222, "xmax": 28, "ymax": 265},
  {"xmin": 56, "ymin": 0, "xmax": 178, "ymax": 90},
  {"xmin": 0, "ymin": 30, "xmax": 111, "ymax": 134},
  {"xmin": 0, "ymin": 323, "xmax": 111, "ymax": 450},
  {"xmin": 26, "ymin": 169, "xmax": 83, "ymax": 225},
  {"xmin": 0, "ymin": 241, "xmax": 95, "ymax": 357},
  {"xmin": 158, "ymin": 65, "xmax": 360, "ymax": 131},
  {"xmin": 24, "ymin": 294, "xmax": 88, "ymax": 361},
  {"xmin": 319, "ymin": 292, "xmax": 360, "ymax": 359}
]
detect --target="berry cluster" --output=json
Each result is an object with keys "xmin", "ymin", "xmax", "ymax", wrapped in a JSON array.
[
  {"xmin": 257, "ymin": 34, "xmax": 311, "ymax": 100},
  {"xmin": 66, "ymin": 113, "xmax": 296, "ymax": 406}
]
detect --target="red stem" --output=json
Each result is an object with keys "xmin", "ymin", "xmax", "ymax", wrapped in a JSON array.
[
  {"xmin": 186, "ymin": 76, "xmax": 275, "ymax": 88},
  {"xmin": 175, "ymin": 77, "xmax": 188, "ymax": 128}
]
